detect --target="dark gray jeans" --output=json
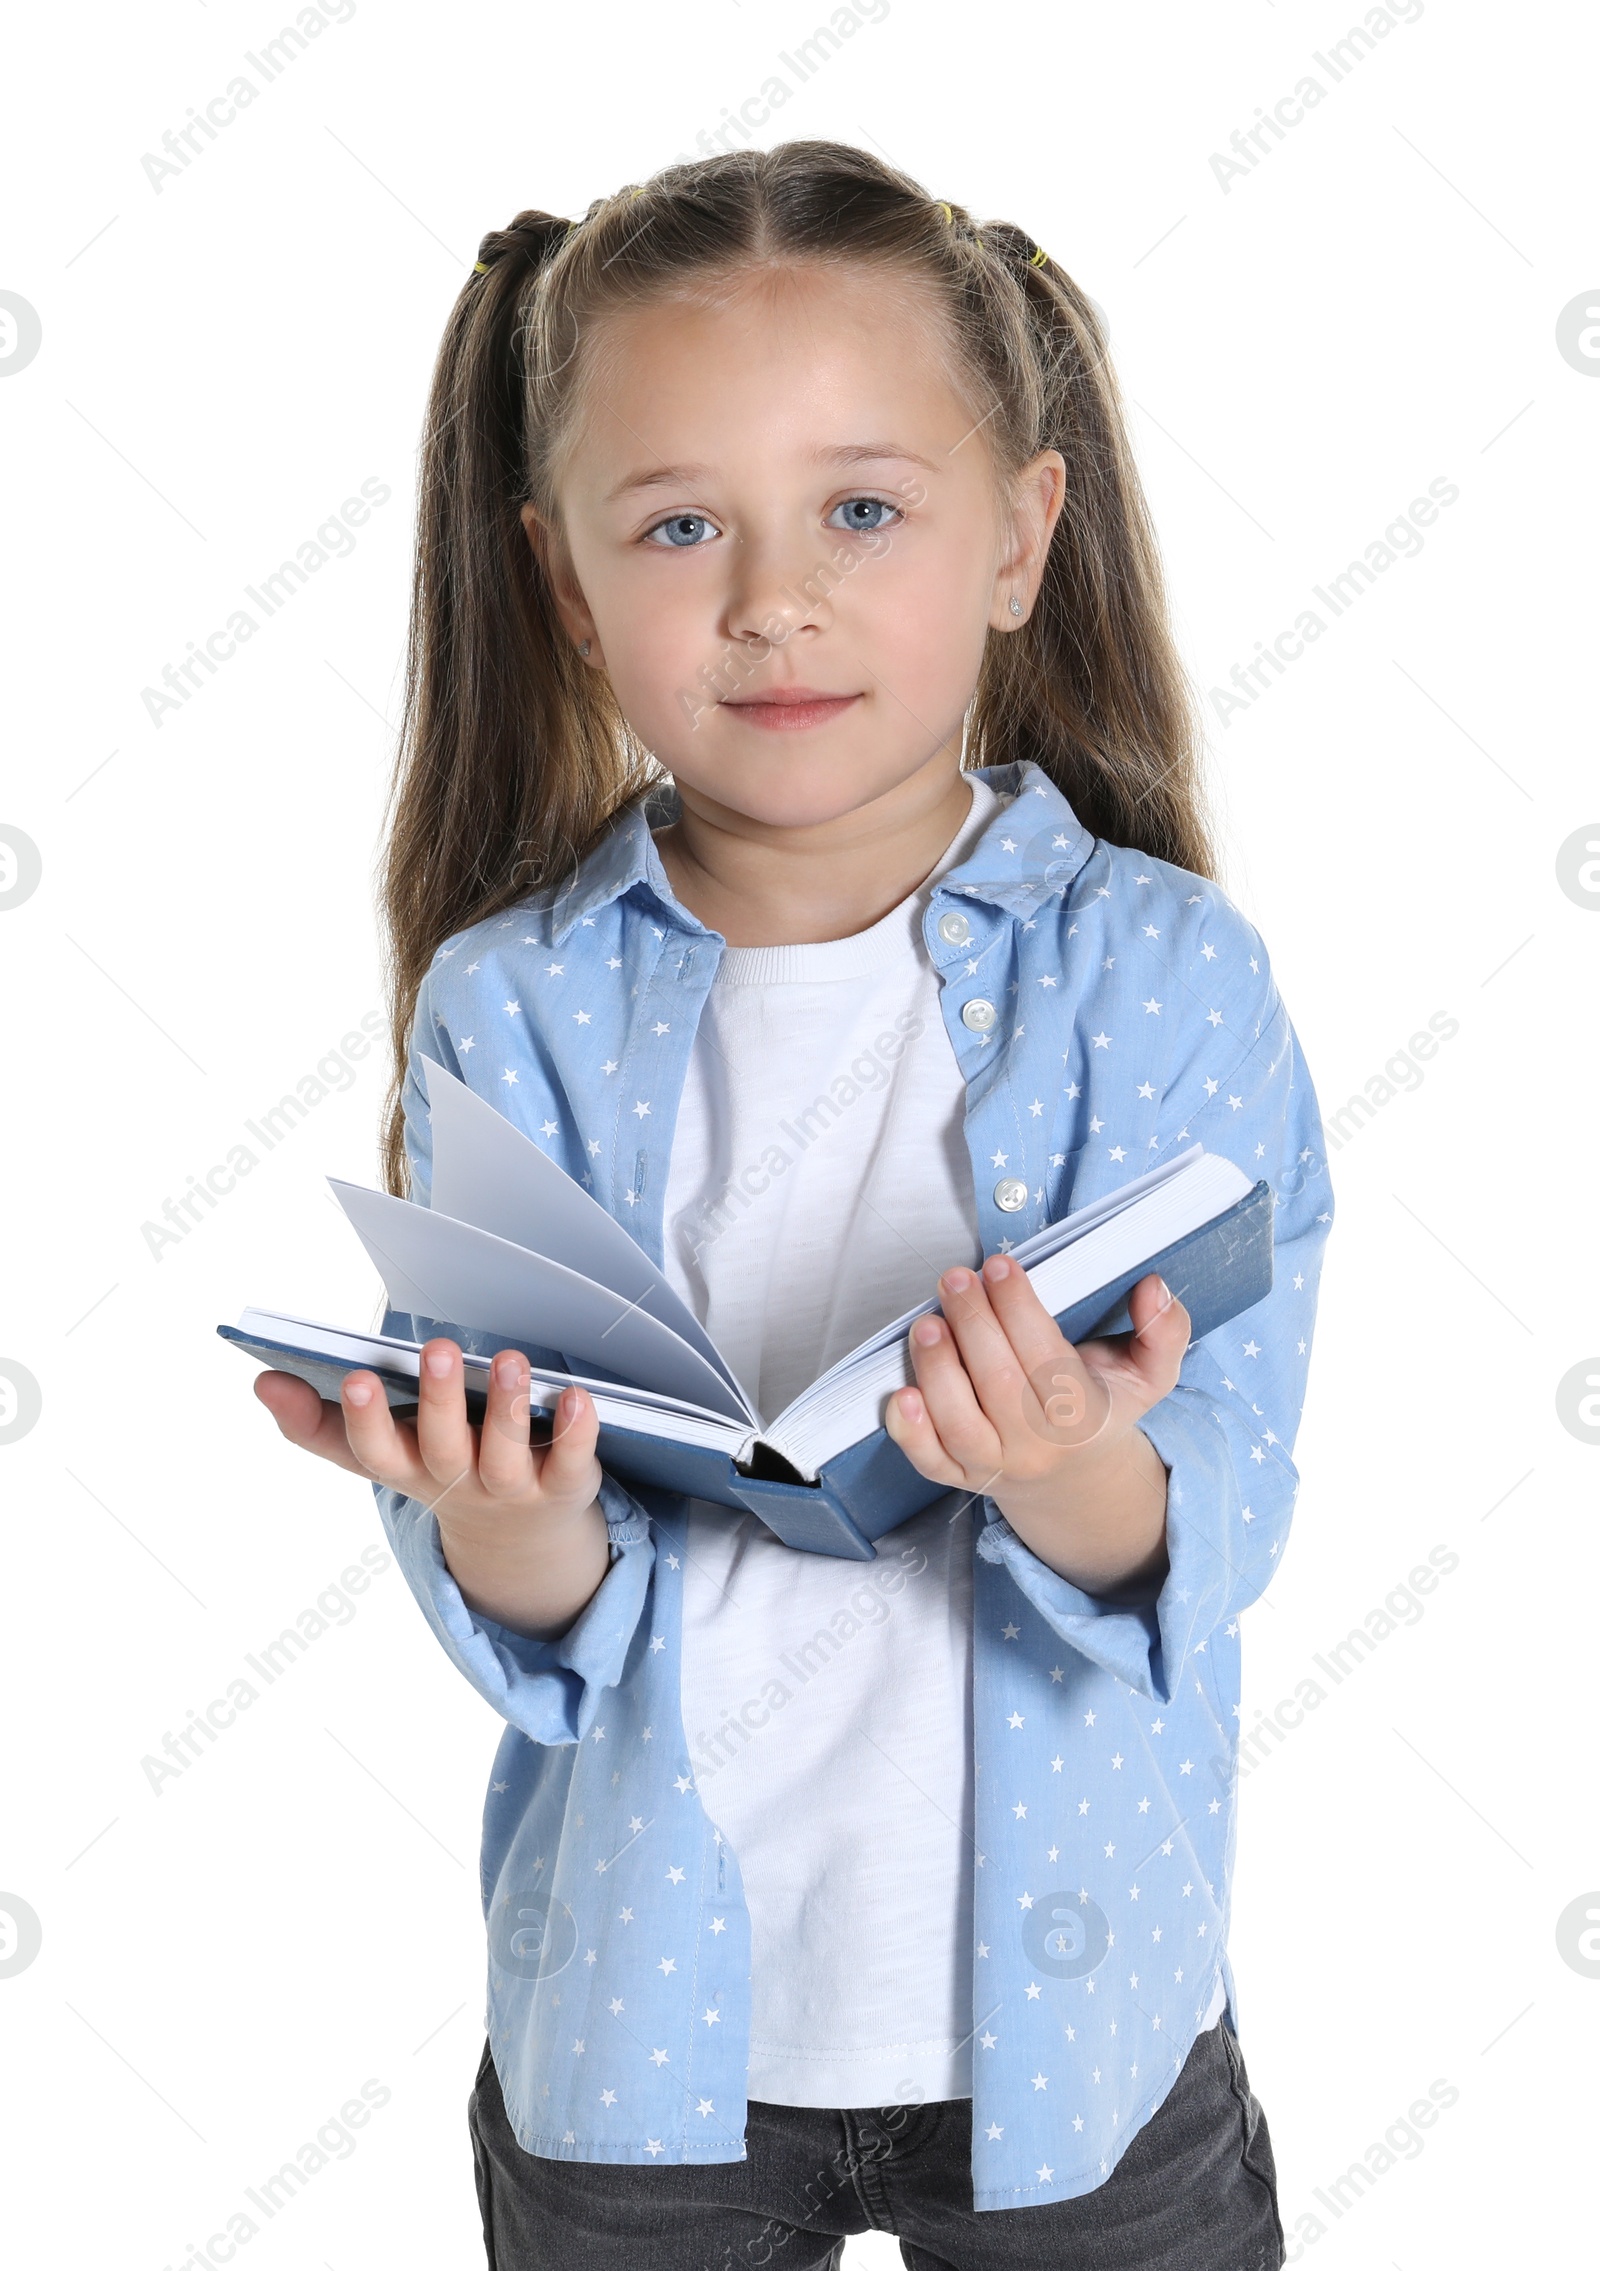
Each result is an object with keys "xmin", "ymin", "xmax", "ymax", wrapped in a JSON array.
[{"xmin": 467, "ymin": 2021, "xmax": 1284, "ymax": 2269}]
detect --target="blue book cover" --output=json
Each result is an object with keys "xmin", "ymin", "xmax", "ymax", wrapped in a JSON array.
[{"xmin": 219, "ymin": 1156, "xmax": 1273, "ymax": 1560}]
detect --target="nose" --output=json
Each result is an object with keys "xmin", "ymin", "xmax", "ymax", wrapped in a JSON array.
[{"xmin": 724, "ymin": 522, "xmax": 839, "ymax": 660}]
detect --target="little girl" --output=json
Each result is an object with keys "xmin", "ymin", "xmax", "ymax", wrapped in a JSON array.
[{"xmin": 257, "ymin": 140, "xmax": 1331, "ymax": 2269}]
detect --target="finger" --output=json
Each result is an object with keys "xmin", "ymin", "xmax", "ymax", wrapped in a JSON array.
[
  {"xmin": 905, "ymin": 1313, "xmax": 1006, "ymax": 1483},
  {"xmin": 476, "ymin": 1348, "xmax": 536, "ymax": 1497},
  {"xmin": 972, "ymin": 1254, "xmax": 1075, "ymax": 1376},
  {"xmin": 933, "ymin": 1267, "xmax": 1033, "ymax": 1430},
  {"xmin": 936, "ymin": 1265, "xmax": 1131, "ymax": 1474},
  {"xmin": 254, "ymin": 1370, "xmax": 373, "ymax": 1478},
  {"xmin": 338, "ymin": 1366, "xmax": 429, "ymax": 1495},
  {"xmin": 882, "ymin": 1380, "xmax": 969, "ymax": 1489},
  {"xmin": 967, "ymin": 1256, "xmax": 1118, "ymax": 1453},
  {"xmin": 535, "ymin": 1384, "xmax": 602, "ymax": 1504},
  {"xmin": 409, "ymin": 1337, "xmax": 478, "ymax": 1499}
]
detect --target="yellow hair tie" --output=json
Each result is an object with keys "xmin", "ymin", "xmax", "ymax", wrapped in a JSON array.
[
  {"xmin": 472, "ymin": 259, "xmax": 490, "ymax": 273},
  {"xmin": 937, "ymin": 201, "xmax": 953, "ymax": 225},
  {"xmin": 1029, "ymin": 244, "xmax": 1049, "ymax": 267}
]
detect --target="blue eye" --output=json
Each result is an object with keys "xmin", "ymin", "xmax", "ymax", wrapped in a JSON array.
[
  {"xmin": 828, "ymin": 496, "xmax": 901, "ymax": 534},
  {"xmin": 644, "ymin": 513, "xmax": 719, "ymax": 548}
]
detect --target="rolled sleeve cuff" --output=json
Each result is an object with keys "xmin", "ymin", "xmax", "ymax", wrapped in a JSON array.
[
  {"xmin": 975, "ymin": 1502, "xmax": 1165, "ymax": 1699},
  {"xmin": 374, "ymin": 1470, "xmax": 655, "ymax": 1746},
  {"xmin": 973, "ymin": 1385, "xmax": 1263, "ymax": 1705}
]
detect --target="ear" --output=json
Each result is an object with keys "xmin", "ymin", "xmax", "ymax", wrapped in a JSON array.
[
  {"xmin": 520, "ymin": 502, "xmax": 603, "ymax": 665},
  {"xmin": 988, "ymin": 449, "xmax": 1067, "ymax": 633}
]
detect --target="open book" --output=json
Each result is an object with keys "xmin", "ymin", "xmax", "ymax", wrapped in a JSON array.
[{"xmin": 219, "ymin": 1059, "xmax": 1274, "ymax": 1559}]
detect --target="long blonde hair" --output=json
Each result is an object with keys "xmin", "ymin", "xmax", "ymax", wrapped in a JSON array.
[{"xmin": 377, "ymin": 139, "xmax": 1214, "ymax": 1195}]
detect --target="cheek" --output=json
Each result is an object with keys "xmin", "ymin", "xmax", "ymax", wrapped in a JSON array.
[
  {"xmin": 853, "ymin": 538, "xmax": 994, "ymax": 691},
  {"xmin": 597, "ymin": 566, "xmax": 721, "ymax": 714}
]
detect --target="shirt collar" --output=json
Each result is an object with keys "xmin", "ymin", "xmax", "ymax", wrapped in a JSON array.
[{"xmin": 543, "ymin": 760, "xmax": 1095, "ymax": 945}]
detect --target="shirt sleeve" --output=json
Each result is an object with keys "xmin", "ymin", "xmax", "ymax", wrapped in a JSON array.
[
  {"xmin": 367, "ymin": 962, "xmax": 659, "ymax": 1746},
  {"xmin": 373, "ymin": 1475, "xmax": 654, "ymax": 1746},
  {"xmin": 976, "ymin": 933, "xmax": 1335, "ymax": 1705}
]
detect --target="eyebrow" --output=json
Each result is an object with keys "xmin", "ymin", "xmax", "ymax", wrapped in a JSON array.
[
  {"xmin": 821, "ymin": 442, "xmax": 940, "ymax": 474},
  {"xmin": 605, "ymin": 442, "xmax": 940, "ymax": 501}
]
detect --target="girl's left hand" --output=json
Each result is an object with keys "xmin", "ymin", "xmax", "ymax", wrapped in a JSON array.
[{"xmin": 883, "ymin": 1255, "xmax": 1191, "ymax": 1529}]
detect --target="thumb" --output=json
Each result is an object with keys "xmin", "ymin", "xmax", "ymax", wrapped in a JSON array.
[{"xmin": 1124, "ymin": 1273, "xmax": 1191, "ymax": 1392}]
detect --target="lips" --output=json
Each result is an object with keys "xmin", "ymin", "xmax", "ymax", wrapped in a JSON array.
[{"xmin": 720, "ymin": 689, "xmax": 862, "ymax": 732}]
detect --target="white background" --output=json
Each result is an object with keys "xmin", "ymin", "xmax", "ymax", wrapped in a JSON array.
[{"xmin": 2, "ymin": 1, "xmax": 1595, "ymax": 2264}]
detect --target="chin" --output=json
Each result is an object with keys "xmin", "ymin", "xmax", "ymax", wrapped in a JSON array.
[{"xmin": 688, "ymin": 749, "xmax": 923, "ymax": 826}]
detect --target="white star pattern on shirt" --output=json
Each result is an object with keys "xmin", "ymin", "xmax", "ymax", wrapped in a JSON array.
[{"xmin": 384, "ymin": 765, "xmax": 1332, "ymax": 2207}]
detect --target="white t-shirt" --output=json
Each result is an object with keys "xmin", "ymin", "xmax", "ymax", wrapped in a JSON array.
[
  {"xmin": 660, "ymin": 776, "xmax": 1221, "ymax": 2109},
  {"xmin": 661, "ymin": 777, "xmax": 995, "ymax": 2110}
]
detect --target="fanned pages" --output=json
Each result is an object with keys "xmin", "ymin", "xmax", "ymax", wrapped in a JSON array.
[
  {"xmin": 327, "ymin": 1179, "xmax": 753, "ymax": 1425},
  {"xmin": 422, "ymin": 1058, "xmax": 741, "ymax": 1395},
  {"xmin": 220, "ymin": 1060, "xmax": 1275, "ymax": 1557}
]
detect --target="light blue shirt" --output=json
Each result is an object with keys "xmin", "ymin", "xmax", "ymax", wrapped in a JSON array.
[{"xmin": 373, "ymin": 758, "xmax": 1334, "ymax": 2210}]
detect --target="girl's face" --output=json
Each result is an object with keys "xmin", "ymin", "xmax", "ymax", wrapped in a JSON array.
[{"xmin": 528, "ymin": 262, "xmax": 1065, "ymax": 835}]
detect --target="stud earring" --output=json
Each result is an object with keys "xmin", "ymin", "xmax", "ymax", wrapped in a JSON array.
[
  {"xmin": 1008, "ymin": 597, "xmax": 1023, "ymax": 618},
  {"xmin": 578, "ymin": 639, "xmax": 591, "ymax": 656}
]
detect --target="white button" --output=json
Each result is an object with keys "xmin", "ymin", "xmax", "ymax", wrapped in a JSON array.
[
  {"xmin": 994, "ymin": 1177, "xmax": 1029, "ymax": 1212},
  {"xmin": 961, "ymin": 997, "xmax": 996, "ymax": 1032},
  {"xmin": 937, "ymin": 911, "xmax": 971, "ymax": 946}
]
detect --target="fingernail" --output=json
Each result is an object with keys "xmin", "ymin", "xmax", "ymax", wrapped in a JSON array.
[
  {"xmin": 345, "ymin": 1379, "xmax": 371, "ymax": 1407},
  {"xmin": 424, "ymin": 1347, "xmax": 454, "ymax": 1377},
  {"xmin": 495, "ymin": 1352, "xmax": 523, "ymax": 1388},
  {"xmin": 901, "ymin": 1390, "xmax": 924, "ymax": 1422},
  {"xmin": 1156, "ymin": 1278, "xmax": 1172, "ymax": 1303},
  {"xmin": 942, "ymin": 1267, "xmax": 972, "ymax": 1292},
  {"xmin": 914, "ymin": 1318, "xmax": 942, "ymax": 1346},
  {"xmin": 983, "ymin": 1256, "xmax": 1010, "ymax": 1282}
]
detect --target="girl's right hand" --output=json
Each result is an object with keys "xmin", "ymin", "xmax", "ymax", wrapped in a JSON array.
[{"xmin": 253, "ymin": 1338, "xmax": 611, "ymax": 1638}]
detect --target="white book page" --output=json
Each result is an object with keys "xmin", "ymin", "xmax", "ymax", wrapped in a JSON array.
[
  {"xmin": 766, "ymin": 1151, "xmax": 1251, "ymax": 1477},
  {"xmin": 326, "ymin": 1180, "xmax": 756, "ymax": 1425},
  {"xmin": 234, "ymin": 1308, "xmax": 755, "ymax": 1454},
  {"xmin": 787, "ymin": 1146, "xmax": 1208, "ymax": 1394},
  {"xmin": 1001, "ymin": 1145, "xmax": 1204, "ymax": 1268},
  {"xmin": 422, "ymin": 1058, "xmax": 741, "ymax": 1394}
]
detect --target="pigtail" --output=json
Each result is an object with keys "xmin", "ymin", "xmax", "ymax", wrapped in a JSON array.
[
  {"xmin": 377, "ymin": 212, "xmax": 657, "ymax": 1198},
  {"xmin": 964, "ymin": 226, "xmax": 1216, "ymax": 882}
]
